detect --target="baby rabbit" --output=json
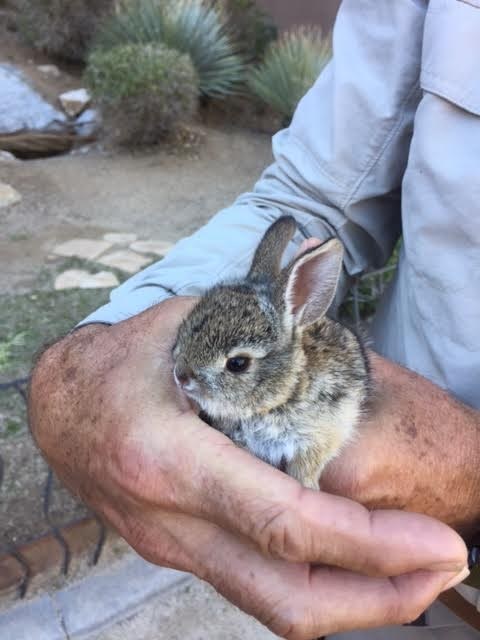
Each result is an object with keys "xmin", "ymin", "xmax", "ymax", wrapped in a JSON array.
[{"xmin": 172, "ymin": 216, "xmax": 369, "ymax": 489}]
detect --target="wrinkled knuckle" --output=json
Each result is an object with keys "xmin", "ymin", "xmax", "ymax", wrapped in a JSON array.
[
  {"xmin": 108, "ymin": 436, "xmax": 147, "ymax": 495},
  {"xmin": 255, "ymin": 506, "xmax": 302, "ymax": 561},
  {"xmin": 366, "ymin": 553, "xmax": 389, "ymax": 577},
  {"xmin": 270, "ymin": 608, "xmax": 314, "ymax": 640},
  {"xmin": 382, "ymin": 592, "xmax": 415, "ymax": 627},
  {"xmin": 397, "ymin": 601, "xmax": 425, "ymax": 627},
  {"xmin": 254, "ymin": 488, "xmax": 309, "ymax": 561},
  {"xmin": 109, "ymin": 436, "xmax": 177, "ymax": 509},
  {"xmin": 124, "ymin": 517, "xmax": 186, "ymax": 570},
  {"xmin": 126, "ymin": 517, "xmax": 151, "ymax": 556}
]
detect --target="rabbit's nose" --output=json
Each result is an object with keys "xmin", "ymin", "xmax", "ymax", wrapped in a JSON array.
[{"xmin": 174, "ymin": 364, "xmax": 195, "ymax": 388}]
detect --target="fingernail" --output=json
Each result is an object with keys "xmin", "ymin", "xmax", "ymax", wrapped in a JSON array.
[{"xmin": 441, "ymin": 566, "xmax": 470, "ymax": 592}]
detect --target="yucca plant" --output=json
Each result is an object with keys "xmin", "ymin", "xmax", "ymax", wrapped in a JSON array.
[
  {"xmin": 94, "ymin": 0, "xmax": 246, "ymax": 97},
  {"xmin": 212, "ymin": 0, "xmax": 277, "ymax": 61},
  {"xmin": 248, "ymin": 27, "xmax": 332, "ymax": 124}
]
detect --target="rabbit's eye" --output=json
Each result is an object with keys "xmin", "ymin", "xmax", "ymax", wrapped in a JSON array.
[{"xmin": 226, "ymin": 356, "xmax": 251, "ymax": 373}]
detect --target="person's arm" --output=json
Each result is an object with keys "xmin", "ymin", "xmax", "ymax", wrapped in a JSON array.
[
  {"xmin": 29, "ymin": 298, "xmax": 469, "ymax": 640},
  {"xmin": 80, "ymin": 0, "xmax": 424, "ymax": 327},
  {"xmin": 30, "ymin": 1, "xmax": 475, "ymax": 637},
  {"xmin": 323, "ymin": 352, "xmax": 480, "ymax": 539}
]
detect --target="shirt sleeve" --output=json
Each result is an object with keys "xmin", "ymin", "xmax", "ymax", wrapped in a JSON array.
[{"xmin": 79, "ymin": 0, "xmax": 426, "ymax": 327}]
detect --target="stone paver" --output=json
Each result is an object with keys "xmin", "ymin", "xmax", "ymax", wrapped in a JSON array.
[
  {"xmin": 0, "ymin": 182, "xmax": 21, "ymax": 208},
  {"xmin": 130, "ymin": 240, "xmax": 174, "ymax": 256},
  {"xmin": 54, "ymin": 269, "xmax": 119, "ymax": 290},
  {"xmin": 0, "ymin": 555, "xmax": 26, "ymax": 606},
  {"xmin": 52, "ymin": 239, "xmax": 113, "ymax": 261},
  {"xmin": 103, "ymin": 233, "xmax": 138, "ymax": 245},
  {"xmin": 98, "ymin": 250, "xmax": 152, "ymax": 274},
  {"xmin": 60, "ymin": 519, "xmax": 103, "ymax": 580},
  {"xmin": 17, "ymin": 536, "xmax": 64, "ymax": 598}
]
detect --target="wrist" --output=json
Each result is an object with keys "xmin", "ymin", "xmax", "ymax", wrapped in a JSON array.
[
  {"xmin": 324, "ymin": 352, "xmax": 480, "ymax": 537},
  {"xmin": 375, "ymin": 353, "xmax": 480, "ymax": 536}
]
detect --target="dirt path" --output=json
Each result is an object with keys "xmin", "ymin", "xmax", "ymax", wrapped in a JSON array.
[
  {"xmin": 1, "ymin": 128, "xmax": 272, "ymax": 293},
  {"xmin": 0, "ymin": 0, "xmax": 275, "ymax": 589},
  {"xmin": 1, "ymin": 116, "xmax": 273, "ymax": 554}
]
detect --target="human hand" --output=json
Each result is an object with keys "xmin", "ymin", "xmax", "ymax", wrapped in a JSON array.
[
  {"xmin": 297, "ymin": 238, "xmax": 480, "ymax": 538},
  {"xmin": 29, "ymin": 297, "xmax": 468, "ymax": 639},
  {"xmin": 322, "ymin": 351, "xmax": 480, "ymax": 538}
]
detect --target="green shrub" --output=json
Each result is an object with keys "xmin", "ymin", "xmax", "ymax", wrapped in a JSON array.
[
  {"xmin": 248, "ymin": 27, "xmax": 331, "ymax": 124},
  {"xmin": 213, "ymin": 0, "xmax": 277, "ymax": 61},
  {"xmin": 15, "ymin": 0, "xmax": 114, "ymax": 62},
  {"xmin": 94, "ymin": 0, "xmax": 245, "ymax": 97},
  {"xmin": 85, "ymin": 43, "xmax": 199, "ymax": 146}
]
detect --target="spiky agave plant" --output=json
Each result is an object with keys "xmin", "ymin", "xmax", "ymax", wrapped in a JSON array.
[
  {"xmin": 162, "ymin": 0, "xmax": 245, "ymax": 97},
  {"xmin": 248, "ymin": 26, "xmax": 332, "ymax": 124},
  {"xmin": 93, "ymin": 0, "xmax": 165, "ymax": 50},
  {"xmin": 93, "ymin": 0, "xmax": 245, "ymax": 97}
]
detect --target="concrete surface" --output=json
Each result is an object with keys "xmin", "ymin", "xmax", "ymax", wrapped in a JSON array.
[{"xmin": 0, "ymin": 550, "xmax": 280, "ymax": 640}]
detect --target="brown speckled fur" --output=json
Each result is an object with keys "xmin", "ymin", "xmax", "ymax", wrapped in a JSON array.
[{"xmin": 173, "ymin": 217, "xmax": 369, "ymax": 489}]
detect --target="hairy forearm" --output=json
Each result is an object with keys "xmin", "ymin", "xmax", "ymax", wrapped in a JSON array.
[
  {"xmin": 324, "ymin": 352, "xmax": 480, "ymax": 538},
  {"xmin": 31, "ymin": 318, "xmax": 480, "ymax": 543},
  {"xmin": 29, "ymin": 324, "xmax": 114, "ymax": 492}
]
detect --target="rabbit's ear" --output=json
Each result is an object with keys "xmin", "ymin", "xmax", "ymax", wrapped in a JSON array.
[
  {"xmin": 283, "ymin": 239, "xmax": 344, "ymax": 327},
  {"xmin": 248, "ymin": 216, "xmax": 297, "ymax": 281}
]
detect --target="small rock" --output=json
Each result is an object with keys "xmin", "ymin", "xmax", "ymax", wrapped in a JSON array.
[
  {"xmin": 52, "ymin": 239, "xmax": 113, "ymax": 261},
  {"xmin": 74, "ymin": 108, "xmax": 100, "ymax": 137},
  {"xmin": 0, "ymin": 64, "xmax": 66, "ymax": 134},
  {"xmin": 55, "ymin": 269, "xmax": 92, "ymax": 290},
  {"xmin": 55, "ymin": 269, "xmax": 120, "ymax": 290},
  {"xmin": 98, "ymin": 250, "xmax": 152, "ymax": 274},
  {"xmin": 37, "ymin": 64, "xmax": 61, "ymax": 77},
  {"xmin": 46, "ymin": 254, "xmax": 61, "ymax": 263},
  {"xmin": 130, "ymin": 240, "xmax": 174, "ymax": 256},
  {"xmin": 0, "ymin": 151, "xmax": 18, "ymax": 163},
  {"xmin": 103, "ymin": 232, "xmax": 138, "ymax": 245},
  {"xmin": 69, "ymin": 144, "xmax": 96, "ymax": 156},
  {"xmin": 59, "ymin": 88, "xmax": 91, "ymax": 118},
  {"xmin": 0, "ymin": 183, "xmax": 21, "ymax": 208}
]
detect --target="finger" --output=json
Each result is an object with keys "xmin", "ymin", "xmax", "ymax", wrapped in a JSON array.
[
  {"xmin": 116, "ymin": 506, "xmax": 464, "ymax": 640},
  {"xmin": 296, "ymin": 237, "xmax": 323, "ymax": 257},
  {"xmin": 286, "ymin": 566, "xmax": 461, "ymax": 638},
  {"xmin": 134, "ymin": 414, "xmax": 467, "ymax": 576},
  {"xmin": 108, "ymin": 298, "xmax": 467, "ymax": 575}
]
